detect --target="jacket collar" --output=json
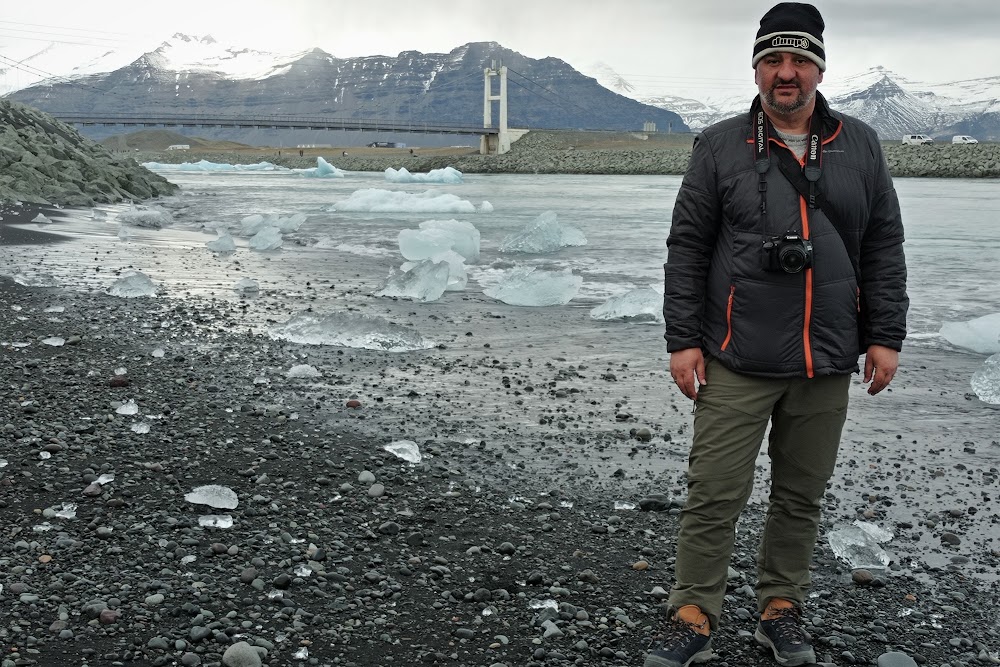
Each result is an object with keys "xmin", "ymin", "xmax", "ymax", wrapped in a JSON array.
[{"xmin": 749, "ymin": 91, "xmax": 838, "ymax": 135}]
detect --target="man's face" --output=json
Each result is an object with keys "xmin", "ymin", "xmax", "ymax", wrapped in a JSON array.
[{"xmin": 755, "ymin": 52, "xmax": 824, "ymax": 116}]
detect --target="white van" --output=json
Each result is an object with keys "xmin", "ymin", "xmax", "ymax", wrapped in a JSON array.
[
  {"xmin": 902, "ymin": 134, "xmax": 933, "ymax": 145},
  {"xmin": 952, "ymin": 135, "xmax": 978, "ymax": 144}
]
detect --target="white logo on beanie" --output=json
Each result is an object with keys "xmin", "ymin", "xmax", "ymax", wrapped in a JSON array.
[{"xmin": 771, "ymin": 36, "xmax": 811, "ymax": 49}]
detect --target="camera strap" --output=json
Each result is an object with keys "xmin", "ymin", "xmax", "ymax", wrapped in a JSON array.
[{"xmin": 751, "ymin": 98, "xmax": 861, "ymax": 287}]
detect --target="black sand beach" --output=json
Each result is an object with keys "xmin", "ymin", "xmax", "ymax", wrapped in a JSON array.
[{"xmin": 2, "ymin": 230, "xmax": 999, "ymax": 667}]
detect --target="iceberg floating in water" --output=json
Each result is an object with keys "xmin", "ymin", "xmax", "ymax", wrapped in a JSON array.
[
  {"xmin": 32, "ymin": 213, "xmax": 52, "ymax": 223},
  {"xmin": 384, "ymin": 166, "xmax": 463, "ymax": 184},
  {"xmin": 330, "ymin": 188, "xmax": 479, "ymax": 214},
  {"xmin": 108, "ymin": 271, "xmax": 157, "ymax": 298},
  {"xmin": 940, "ymin": 313, "xmax": 1000, "ymax": 354},
  {"xmin": 295, "ymin": 156, "xmax": 346, "ymax": 178},
  {"xmin": 398, "ymin": 219, "xmax": 480, "ymax": 264},
  {"xmin": 269, "ymin": 311, "xmax": 435, "ymax": 352},
  {"xmin": 240, "ymin": 212, "xmax": 307, "ymax": 237},
  {"xmin": 483, "ymin": 266, "xmax": 582, "ymax": 306},
  {"xmin": 826, "ymin": 520, "xmax": 893, "ymax": 570},
  {"xmin": 590, "ymin": 288, "xmax": 664, "ymax": 323},
  {"xmin": 971, "ymin": 352, "xmax": 1000, "ymax": 404},
  {"xmin": 185, "ymin": 484, "xmax": 239, "ymax": 510},
  {"xmin": 376, "ymin": 259, "xmax": 451, "ymax": 302},
  {"xmin": 141, "ymin": 160, "xmax": 285, "ymax": 172},
  {"xmin": 499, "ymin": 211, "xmax": 587, "ymax": 254}
]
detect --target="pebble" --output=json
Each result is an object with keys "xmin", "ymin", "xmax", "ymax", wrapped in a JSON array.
[{"xmin": 222, "ymin": 641, "xmax": 263, "ymax": 667}]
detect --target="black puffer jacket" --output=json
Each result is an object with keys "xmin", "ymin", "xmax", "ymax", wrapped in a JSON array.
[{"xmin": 663, "ymin": 93, "xmax": 908, "ymax": 378}]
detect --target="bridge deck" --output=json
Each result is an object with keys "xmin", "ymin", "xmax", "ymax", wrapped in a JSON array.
[{"xmin": 51, "ymin": 113, "xmax": 498, "ymax": 136}]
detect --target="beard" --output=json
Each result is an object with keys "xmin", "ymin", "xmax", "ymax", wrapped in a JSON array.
[{"xmin": 762, "ymin": 84, "xmax": 816, "ymax": 115}]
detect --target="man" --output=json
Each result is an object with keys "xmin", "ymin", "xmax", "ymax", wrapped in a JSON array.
[{"xmin": 646, "ymin": 3, "xmax": 908, "ymax": 667}]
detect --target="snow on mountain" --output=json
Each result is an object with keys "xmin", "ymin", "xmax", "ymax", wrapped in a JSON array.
[
  {"xmin": 0, "ymin": 33, "xmax": 307, "ymax": 96},
  {"xmin": 145, "ymin": 34, "xmax": 309, "ymax": 80},
  {"xmin": 585, "ymin": 62, "xmax": 1000, "ymax": 140}
]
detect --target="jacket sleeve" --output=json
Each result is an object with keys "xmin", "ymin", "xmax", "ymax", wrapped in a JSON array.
[
  {"xmin": 663, "ymin": 134, "xmax": 723, "ymax": 351},
  {"xmin": 859, "ymin": 141, "xmax": 909, "ymax": 350}
]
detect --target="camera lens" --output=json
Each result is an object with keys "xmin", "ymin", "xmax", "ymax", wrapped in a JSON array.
[{"xmin": 778, "ymin": 245, "xmax": 808, "ymax": 273}]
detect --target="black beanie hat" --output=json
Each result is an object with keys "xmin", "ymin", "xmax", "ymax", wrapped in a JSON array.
[{"xmin": 752, "ymin": 2, "xmax": 826, "ymax": 71}]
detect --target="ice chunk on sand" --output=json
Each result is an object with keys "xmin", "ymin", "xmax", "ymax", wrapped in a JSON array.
[
  {"xmin": 206, "ymin": 233, "xmax": 237, "ymax": 254},
  {"xmin": 233, "ymin": 277, "xmax": 259, "ymax": 294},
  {"xmin": 32, "ymin": 213, "xmax": 52, "ymax": 223},
  {"xmin": 185, "ymin": 485, "xmax": 239, "ymax": 510},
  {"xmin": 590, "ymin": 288, "xmax": 664, "ymax": 323},
  {"xmin": 13, "ymin": 272, "xmax": 59, "ymax": 288},
  {"xmin": 330, "ymin": 188, "xmax": 478, "ymax": 214},
  {"xmin": 499, "ymin": 211, "xmax": 587, "ymax": 254},
  {"xmin": 826, "ymin": 521, "xmax": 893, "ymax": 570},
  {"xmin": 287, "ymin": 364, "xmax": 322, "ymax": 378},
  {"xmin": 404, "ymin": 249, "xmax": 467, "ymax": 291},
  {"xmin": 940, "ymin": 313, "xmax": 1000, "ymax": 354},
  {"xmin": 108, "ymin": 271, "xmax": 157, "ymax": 298},
  {"xmin": 116, "ymin": 399, "xmax": 139, "ymax": 415},
  {"xmin": 384, "ymin": 440, "xmax": 422, "ymax": 463},
  {"xmin": 483, "ymin": 266, "xmax": 582, "ymax": 306},
  {"xmin": 398, "ymin": 219, "xmax": 480, "ymax": 263},
  {"xmin": 275, "ymin": 212, "xmax": 307, "ymax": 233},
  {"xmin": 296, "ymin": 156, "xmax": 346, "ymax": 178},
  {"xmin": 376, "ymin": 259, "xmax": 450, "ymax": 302},
  {"xmin": 118, "ymin": 206, "xmax": 171, "ymax": 229},
  {"xmin": 971, "ymin": 352, "xmax": 1000, "ymax": 404},
  {"xmin": 198, "ymin": 515, "xmax": 234, "ymax": 528},
  {"xmin": 240, "ymin": 214, "xmax": 269, "ymax": 237},
  {"xmin": 384, "ymin": 166, "xmax": 463, "ymax": 184},
  {"xmin": 41, "ymin": 336, "xmax": 65, "ymax": 346},
  {"xmin": 249, "ymin": 227, "xmax": 282, "ymax": 251},
  {"xmin": 269, "ymin": 311, "xmax": 435, "ymax": 352}
]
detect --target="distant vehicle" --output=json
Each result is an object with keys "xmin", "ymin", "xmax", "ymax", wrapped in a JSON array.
[
  {"xmin": 901, "ymin": 134, "xmax": 933, "ymax": 145},
  {"xmin": 367, "ymin": 141, "xmax": 406, "ymax": 148},
  {"xmin": 166, "ymin": 144, "xmax": 190, "ymax": 151},
  {"xmin": 952, "ymin": 135, "xmax": 979, "ymax": 144}
]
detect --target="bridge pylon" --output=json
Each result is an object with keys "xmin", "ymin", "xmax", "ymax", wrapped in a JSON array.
[{"xmin": 481, "ymin": 63, "xmax": 510, "ymax": 155}]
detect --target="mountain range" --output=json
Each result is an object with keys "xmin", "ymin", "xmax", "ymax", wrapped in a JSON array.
[
  {"xmin": 1, "ymin": 34, "xmax": 687, "ymax": 147},
  {"xmin": 3, "ymin": 34, "xmax": 998, "ymax": 143},
  {"xmin": 582, "ymin": 63, "xmax": 1000, "ymax": 141}
]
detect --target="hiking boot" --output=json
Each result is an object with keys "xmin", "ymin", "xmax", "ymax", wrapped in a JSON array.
[
  {"xmin": 644, "ymin": 606, "xmax": 713, "ymax": 667},
  {"xmin": 754, "ymin": 604, "xmax": 816, "ymax": 666}
]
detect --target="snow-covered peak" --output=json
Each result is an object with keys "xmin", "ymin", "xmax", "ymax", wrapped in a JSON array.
[
  {"xmin": 580, "ymin": 62, "xmax": 636, "ymax": 96},
  {"xmin": 145, "ymin": 33, "xmax": 307, "ymax": 80}
]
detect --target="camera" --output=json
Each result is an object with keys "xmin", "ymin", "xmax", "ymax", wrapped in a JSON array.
[{"xmin": 762, "ymin": 233, "xmax": 813, "ymax": 274}]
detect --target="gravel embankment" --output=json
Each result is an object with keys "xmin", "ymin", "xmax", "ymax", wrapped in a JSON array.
[
  {"xmin": 2, "ymin": 277, "xmax": 999, "ymax": 667},
  {"xmin": 136, "ymin": 131, "xmax": 1000, "ymax": 178},
  {"xmin": 0, "ymin": 100, "xmax": 177, "ymax": 207}
]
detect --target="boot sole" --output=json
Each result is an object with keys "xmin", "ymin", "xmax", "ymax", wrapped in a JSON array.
[
  {"xmin": 754, "ymin": 628, "xmax": 816, "ymax": 666},
  {"xmin": 644, "ymin": 640, "xmax": 714, "ymax": 667}
]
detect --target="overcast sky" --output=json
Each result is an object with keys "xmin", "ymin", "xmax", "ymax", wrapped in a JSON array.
[{"xmin": 2, "ymin": 0, "xmax": 998, "ymax": 97}]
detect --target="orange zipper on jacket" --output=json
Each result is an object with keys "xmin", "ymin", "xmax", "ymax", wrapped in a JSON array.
[
  {"xmin": 720, "ymin": 285, "xmax": 736, "ymax": 351},
  {"xmin": 800, "ymin": 195, "xmax": 815, "ymax": 378}
]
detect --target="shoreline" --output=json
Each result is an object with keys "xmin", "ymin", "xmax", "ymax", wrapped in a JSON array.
[
  {"xmin": 2, "ymin": 270, "xmax": 999, "ymax": 666},
  {"xmin": 129, "ymin": 130, "xmax": 1000, "ymax": 179}
]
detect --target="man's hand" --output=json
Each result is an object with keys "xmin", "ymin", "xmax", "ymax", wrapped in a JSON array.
[
  {"xmin": 864, "ymin": 345, "xmax": 899, "ymax": 395},
  {"xmin": 670, "ymin": 348, "xmax": 706, "ymax": 401}
]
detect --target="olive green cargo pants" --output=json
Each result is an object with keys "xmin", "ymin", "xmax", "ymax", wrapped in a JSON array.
[{"xmin": 667, "ymin": 357, "xmax": 851, "ymax": 630}]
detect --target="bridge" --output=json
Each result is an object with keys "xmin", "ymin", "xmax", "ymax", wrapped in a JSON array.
[
  {"xmin": 51, "ymin": 65, "xmax": 523, "ymax": 155},
  {"xmin": 50, "ymin": 112, "xmax": 499, "ymax": 139}
]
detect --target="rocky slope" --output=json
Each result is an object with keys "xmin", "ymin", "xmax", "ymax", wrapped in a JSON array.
[{"xmin": 0, "ymin": 100, "xmax": 177, "ymax": 206}]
